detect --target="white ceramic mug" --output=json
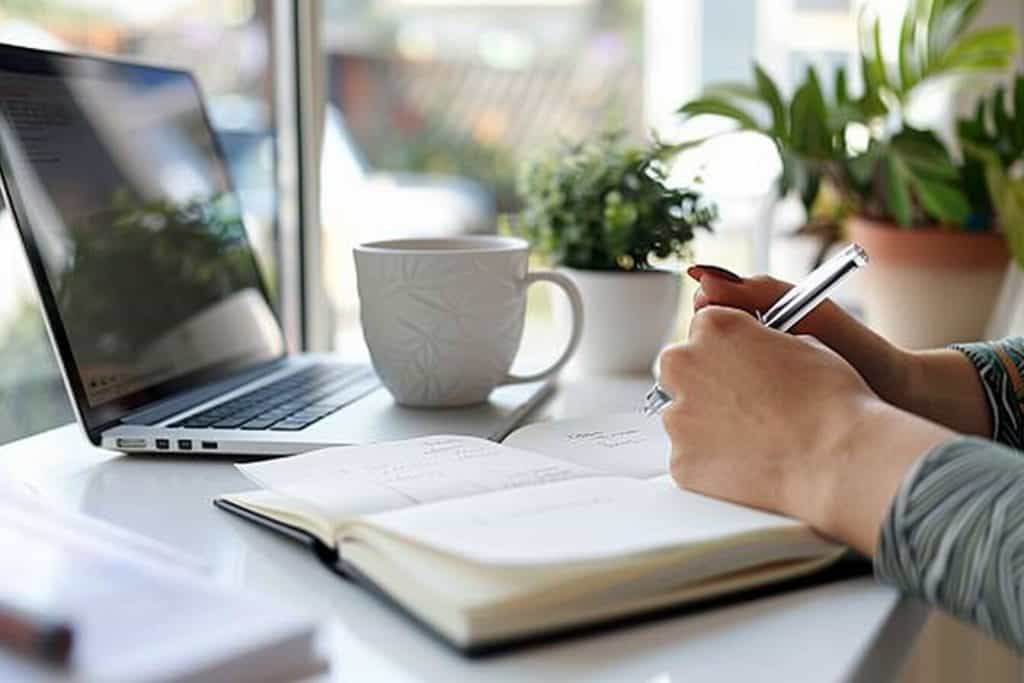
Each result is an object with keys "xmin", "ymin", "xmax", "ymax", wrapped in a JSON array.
[{"xmin": 354, "ymin": 236, "xmax": 583, "ymax": 407}]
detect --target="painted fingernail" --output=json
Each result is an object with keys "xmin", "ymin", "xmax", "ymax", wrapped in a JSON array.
[{"xmin": 687, "ymin": 264, "xmax": 743, "ymax": 283}]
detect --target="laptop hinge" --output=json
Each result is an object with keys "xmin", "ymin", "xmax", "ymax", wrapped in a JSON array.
[{"xmin": 118, "ymin": 359, "xmax": 289, "ymax": 427}]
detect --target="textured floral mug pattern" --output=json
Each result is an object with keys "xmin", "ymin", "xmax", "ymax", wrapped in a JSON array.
[{"xmin": 354, "ymin": 236, "xmax": 583, "ymax": 407}]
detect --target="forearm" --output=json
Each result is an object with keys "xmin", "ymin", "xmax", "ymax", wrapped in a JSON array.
[
  {"xmin": 788, "ymin": 303, "xmax": 990, "ymax": 437},
  {"xmin": 876, "ymin": 437, "xmax": 1024, "ymax": 652},
  {"xmin": 899, "ymin": 349, "xmax": 992, "ymax": 438}
]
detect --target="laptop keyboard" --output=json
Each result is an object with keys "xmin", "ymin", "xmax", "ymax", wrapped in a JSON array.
[{"xmin": 168, "ymin": 364, "xmax": 379, "ymax": 432}]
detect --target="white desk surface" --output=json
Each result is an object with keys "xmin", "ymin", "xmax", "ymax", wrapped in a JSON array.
[{"xmin": 0, "ymin": 376, "xmax": 927, "ymax": 682}]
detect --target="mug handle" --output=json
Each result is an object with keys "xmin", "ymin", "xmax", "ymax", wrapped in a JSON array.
[{"xmin": 504, "ymin": 270, "xmax": 584, "ymax": 385}]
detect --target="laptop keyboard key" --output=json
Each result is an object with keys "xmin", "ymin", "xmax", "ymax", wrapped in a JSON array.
[
  {"xmin": 241, "ymin": 418, "xmax": 279, "ymax": 430},
  {"xmin": 211, "ymin": 417, "xmax": 249, "ymax": 429},
  {"xmin": 168, "ymin": 364, "xmax": 378, "ymax": 432},
  {"xmin": 270, "ymin": 421, "xmax": 311, "ymax": 431}
]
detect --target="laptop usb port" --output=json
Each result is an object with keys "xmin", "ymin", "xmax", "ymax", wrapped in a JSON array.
[
  {"xmin": 115, "ymin": 438, "xmax": 146, "ymax": 450},
  {"xmin": 177, "ymin": 439, "xmax": 193, "ymax": 451},
  {"xmin": 201, "ymin": 441, "xmax": 218, "ymax": 450},
  {"xmin": 155, "ymin": 439, "xmax": 170, "ymax": 450}
]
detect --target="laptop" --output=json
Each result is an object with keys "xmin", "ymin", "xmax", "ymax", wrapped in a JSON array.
[{"xmin": 0, "ymin": 43, "xmax": 551, "ymax": 456}]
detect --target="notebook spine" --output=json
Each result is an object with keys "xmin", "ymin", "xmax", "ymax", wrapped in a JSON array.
[{"xmin": 213, "ymin": 498, "xmax": 340, "ymax": 567}]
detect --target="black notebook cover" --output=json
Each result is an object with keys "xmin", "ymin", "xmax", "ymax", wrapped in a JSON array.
[{"xmin": 214, "ymin": 497, "xmax": 872, "ymax": 657}]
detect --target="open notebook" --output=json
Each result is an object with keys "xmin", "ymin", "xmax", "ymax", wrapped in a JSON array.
[{"xmin": 215, "ymin": 413, "xmax": 846, "ymax": 653}]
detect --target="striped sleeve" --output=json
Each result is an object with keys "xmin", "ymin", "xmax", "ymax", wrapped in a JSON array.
[
  {"xmin": 953, "ymin": 338, "xmax": 1024, "ymax": 449},
  {"xmin": 875, "ymin": 436, "xmax": 1024, "ymax": 651}
]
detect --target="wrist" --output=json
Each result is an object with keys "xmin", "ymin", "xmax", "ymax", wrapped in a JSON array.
[
  {"xmin": 785, "ymin": 396, "xmax": 884, "ymax": 534},
  {"xmin": 879, "ymin": 345, "xmax": 921, "ymax": 408},
  {"xmin": 795, "ymin": 399, "xmax": 954, "ymax": 555},
  {"xmin": 804, "ymin": 303, "xmax": 915, "ymax": 410}
]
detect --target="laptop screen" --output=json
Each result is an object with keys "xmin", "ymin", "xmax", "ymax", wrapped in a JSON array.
[{"xmin": 0, "ymin": 45, "xmax": 285, "ymax": 435}]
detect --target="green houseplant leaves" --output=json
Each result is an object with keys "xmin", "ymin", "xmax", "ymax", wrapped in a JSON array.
[
  {"xmin": 677, "ymin": 0, "xmax": 1018, "ymax": 233},
  {"xmin": 515, "ymin": 129, "xmax": 716, "ymax": 271},
  {"xmin": 961, "ymin": 75, "xmax": 1024, "ymax": 267}
]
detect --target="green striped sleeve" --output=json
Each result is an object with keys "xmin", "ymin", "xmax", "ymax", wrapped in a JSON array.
[
  {"xmin": 953, "ymin": 338, "xmax": 1024, "ymax": 449},
  {"xmin": 875, "ymin": 436, "xmax": 1024, "ymax": 651}
]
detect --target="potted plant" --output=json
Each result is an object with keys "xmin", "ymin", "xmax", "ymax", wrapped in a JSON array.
[
  {"xmin": 676, "ymin": 0, "xmax": 1018, "ymax": 349},
  {"xmin": 513, "ymin": 128, "xmax": 716, "ymax": 374},
  {"xmin": 961, "ymin": 75, "xmax": 1024, "ymax": 337}
]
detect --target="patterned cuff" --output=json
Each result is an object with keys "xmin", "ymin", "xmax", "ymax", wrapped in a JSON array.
[
  {"xmin": 952, "ymin": 338, "xmax": 1024, "ymax": 449},
  {"xmin": 875, "ymin": 436, "xmax": 1024, "ymax": 651}
]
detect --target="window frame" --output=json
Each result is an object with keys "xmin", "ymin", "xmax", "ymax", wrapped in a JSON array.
[{"xmin": 273, "ymin": 0, "xmax": 331, "ymax": 352}]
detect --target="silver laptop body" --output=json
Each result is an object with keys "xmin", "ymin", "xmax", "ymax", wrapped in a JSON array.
[{"xmin": 0, "ymin": 44, "xmax": 548, "ymax": 456}]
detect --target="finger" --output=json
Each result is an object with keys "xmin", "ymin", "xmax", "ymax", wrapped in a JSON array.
[
  {"xmin": 693, "ymin": 285, "xmax": 709, "ymax": 311},
  {"xmin": 687, "ymin": 264, "xmax": 742, "ymax": 283},
  {"xmin": 669, "ymin": 445, "xmax": 686, "ymax": 489},
  {"xmin": 656, "ymin": 345, "xmax": 690, "ymax": 399},
  {"xmin": 689, "ymin": 305, "xmax": 758, "ymax": 340},
  {"xmin": 795, "ymin": 333, "xmax": 826, "ymax": 349},
  {"xmin": 698, "ymin": 274, "xmax": 789, "ymax": 316},
  {"xmin": 795, "ymin": 333, "xmax": 848, "ymax": 363}
]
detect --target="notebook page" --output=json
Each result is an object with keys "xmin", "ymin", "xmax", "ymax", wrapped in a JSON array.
[
  {"xmin": 502, "ymin": 412, "xmax": 670, "ymax": 478},
  {"xmin": 237, "ymin": 436, "xmax": 603, "ymax": 521},
  {"xmin": 362, "ymin": 476, "xmax": 835, "ymax": 566}
]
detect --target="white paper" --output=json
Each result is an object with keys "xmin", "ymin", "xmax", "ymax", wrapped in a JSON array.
[
  {"xmin": 0, "ymin": 496, "xmax": 317, "ymax": 681},
  {"xmin": 365, "ymin": 476, "xmax": 835, "ymax": 566},
  {"xmin": 502, "ymin": 412, "xmax": 671, "ymax": 479},
  {"xmin": 237, "ymin": 435, "xmax": 603, "ymax": 519}
]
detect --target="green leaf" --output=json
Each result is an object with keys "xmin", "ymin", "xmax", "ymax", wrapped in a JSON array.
[
  {"xmin": 835, "ymin": 66, "xmax": 849, "ymax": 107},
  {"xmin": 961, "ymin": 138, "xmax": 1001, "ymax": 168},
  {"xmin": 848, "ymin": 149, "xmax": 879, "ymax": 186},
  {"xmin": 937, "ymin": 26, "xmax": 1017, "ymax": 73},
  {"xmin": 677, "ymin": 98, "xmax": 762, "ymax": 131},
  {"xmin": 898, "ymin": 9, "xmax": 916, "ymax": 91},
  {"xmin": 973, "ymin": 96, "xmax": 987, "ymax": 131},
  {"xmin": 872, "ymin": 18, "xmax": 891, "ymax": 92},
  {"xmin": 884, "ymin": 155, "xmax": 914, "ymax": 227},
  {"xmin": 911, "ymin": 175, "xmax": 970, "ymax": 224},
  {"xmin": 777, "ymin": 151, "xmax": 800, "ymax": 198},
  {"xmin": 662, "ymin": 136, "xmax": 725, "ymax": 155},
  {"xmin": 858, "ymin": 55, "xmax": 886, "ymax": 116},
  {"xmin": 703, "ymin": 82, "xmax": 762, "ymax": 101},
  {"xmin": 790, "ymin": 67, "xmax": 830, "ymax": 157},
  {"xmin": 927, "ymin": 0, "xmax": 984, "ymax": 61},
  {"xmin": 1013, "ymin": 75, "xmax": 1024, "ymax": 152},
  {"xmin": 904, "ymin": 155, "xmax": 960, "ymax": 181},
  {"xmin": 754, "ymin": 65, "xmax": 787, "ymax": 139},
  {"xmin": 801, "ymin": 171, "xmax": 822, "ymax": 213},
  {"xmin": 993, "ymin": 86, "xmax": 1010, "ymax": 141}
]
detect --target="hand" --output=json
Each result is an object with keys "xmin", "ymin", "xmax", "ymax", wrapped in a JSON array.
[
  {"xmin": 688, "ymin": 265, "xmax": 910, "ymax": 406},
  {"xmin": 659, "ymin": 306, "xmax": 955, "ymax": 555},
  {"xmin": 687, "ymin": 265, "xmax": 992, "ymax": 438}
]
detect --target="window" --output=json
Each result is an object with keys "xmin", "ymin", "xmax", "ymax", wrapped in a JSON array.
[
  {"xmin": 319, "ymin": 0, "xmax": 646, "ymax": 362},
  {"xmin": 0, "ymin": 1, "xmax": 280, "ymax": 444},
  {"xmin": 316, "ymin": 0, "xmax": 869, "ymax": 358}
]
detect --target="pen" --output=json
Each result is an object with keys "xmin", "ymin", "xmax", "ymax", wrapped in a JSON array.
[
  {"xmin": 0, "ymin": 600, "xmax": 74, "ymax": 668},
  {"xmin": 641, "ymin": 243, "xmax": 870, "ymax": 416}
]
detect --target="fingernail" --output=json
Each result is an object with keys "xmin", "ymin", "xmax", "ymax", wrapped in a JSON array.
[{"xmin": 687, "ymin": 264, "xmax": 743, "ymax": 283}]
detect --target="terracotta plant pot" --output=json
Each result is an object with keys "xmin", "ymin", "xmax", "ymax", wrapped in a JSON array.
[{"xmin": 848, "ymin": 216, "xmax": 1009, "ymax": 349}]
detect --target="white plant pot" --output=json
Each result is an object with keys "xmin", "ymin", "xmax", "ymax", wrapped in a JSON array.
[{"xmin": 552, "ymin": 267, "xmax": 682, "ymax": 375}]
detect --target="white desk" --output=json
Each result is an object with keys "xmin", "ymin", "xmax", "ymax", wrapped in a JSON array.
[{"xmin": 0, "ymin": 376, "xmax": 927, "ymax": 682}]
